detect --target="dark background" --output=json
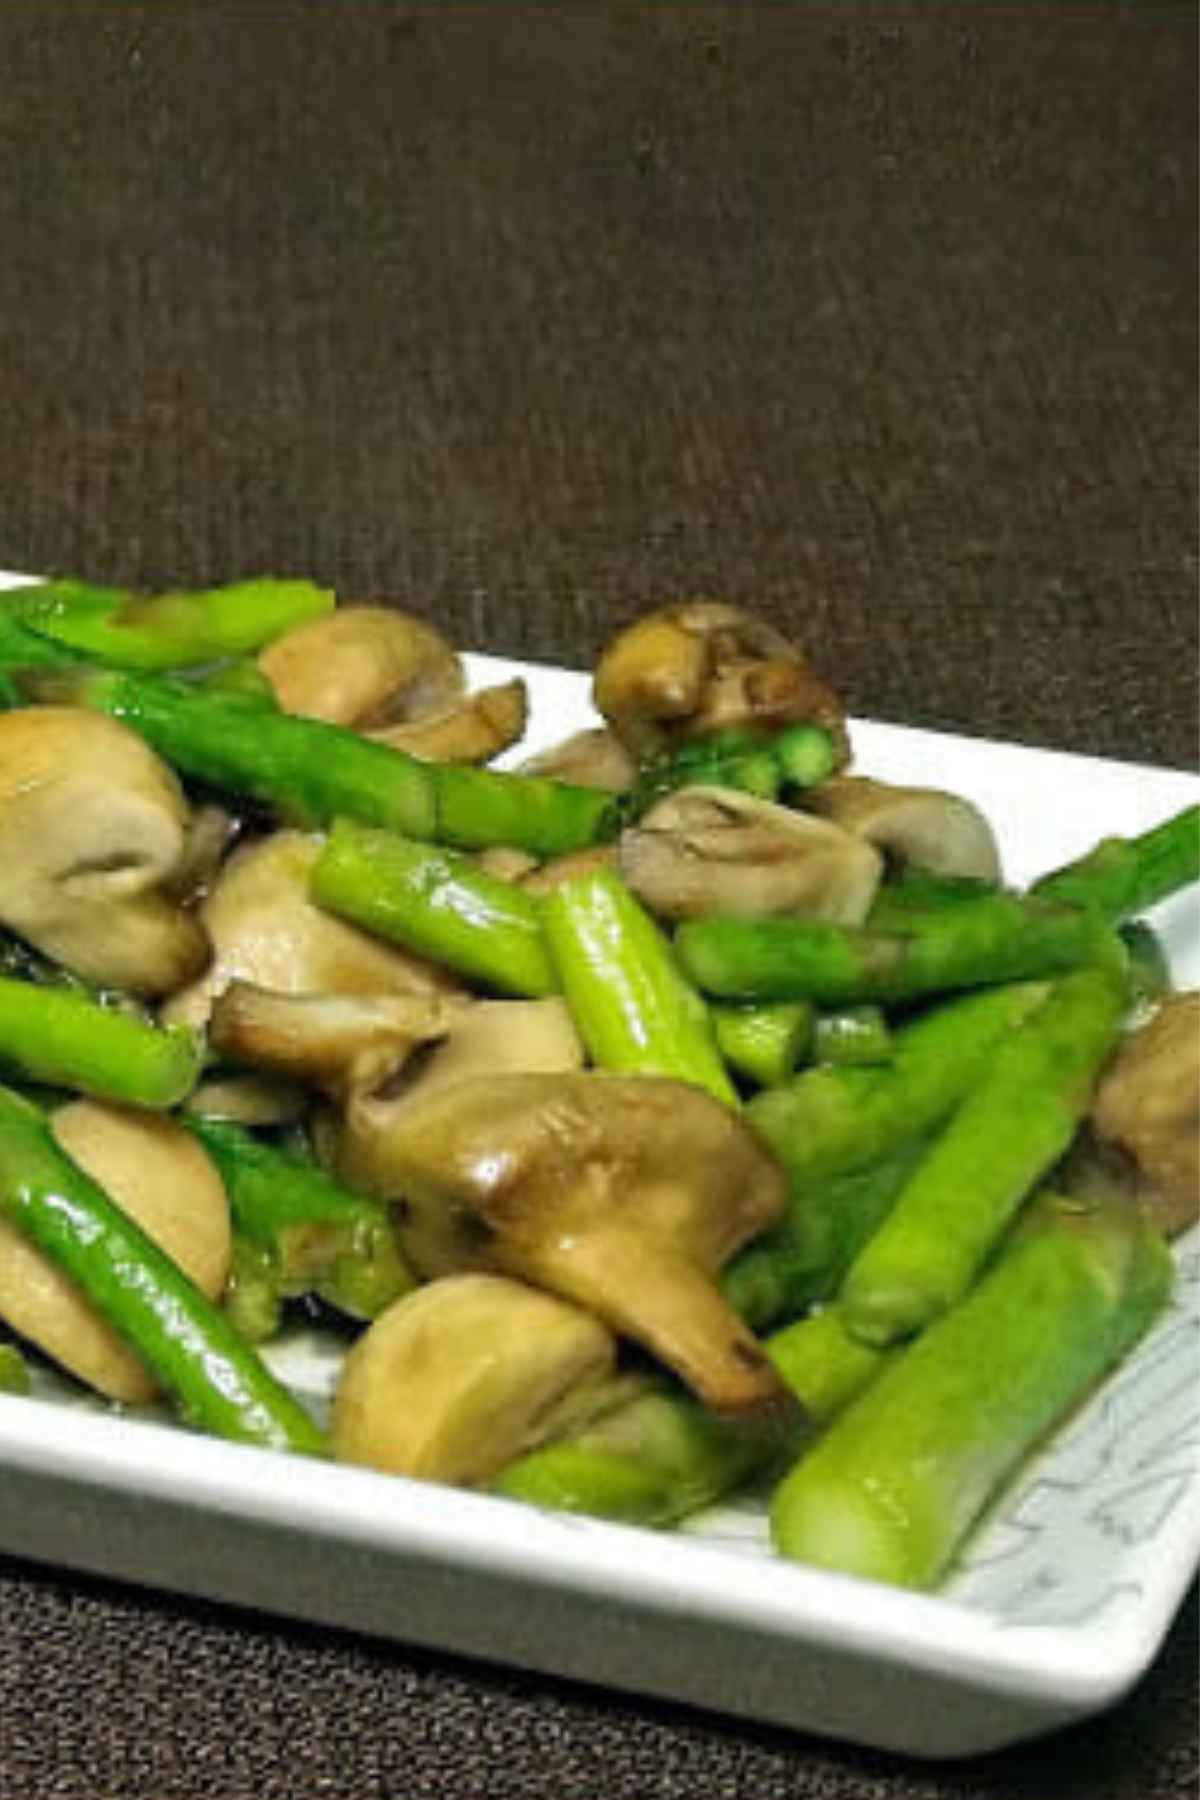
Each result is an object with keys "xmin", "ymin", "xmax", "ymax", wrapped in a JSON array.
[{"xmin": 0, "ymin": 5, "xmax": 1196, "ymax": 1797}]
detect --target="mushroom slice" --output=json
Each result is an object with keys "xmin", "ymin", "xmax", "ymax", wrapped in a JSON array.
[
  {"xmin": 619, "ymin": 785, "xmax": 882, "ymax": 924},
  {"xmin": 520, "ymin": 726, "xmax": 637, "ymax": 792},
  {"xmin": 209, "ymin": 982, "xmax": 466, "ymax": 1103},
  {"xmin": 355, "ymin": 1071, "xmax": 791, "ymax": 1417},
  {"xmin": 0, "ymin": 1101, "xmax": 230, "ymax": 1404},
  {"xmin": 331, "ymin": 1272, "xmax": 618, "ymax": 1485},
  {"xmin": 336, "ymin": 997, "xmax": 585, "ymax": 1271},
  {"xmin": 367, "ymin": 679, "xmax": 528, "ymax": 764},
  {"xmin": 163, "ymin": 830, "xmax": 461, "ymax": 1033},
  {"xmin": 257, "ymin": 605, "xmax": 464, "ymax": 728},
  {"xmin": 520, "ymin": 846, "xmax": 619, "ymax": 898},
  {"xmin": 0, "ymin": 708, "xmax": 208, "ymax": 996},
  {"xmin": 593, "ymin": 601, "xmax": 850, "ymax": 767},
  {"xmin": 1091, "ymin": 991, "xmax": 1200, "ymax": 1238},
  {"xmin": 184, "ymin": 1071, "xmax": 311, "ymax": 1127},
  {"xmin": 805, "ymin": 776, "xmax": 1002, "ymax": 882}
]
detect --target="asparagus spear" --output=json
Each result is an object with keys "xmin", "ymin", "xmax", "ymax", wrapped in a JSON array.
[
  {"xmin": 712, "ymin": 1001, "xmax": 814, "ymax": 1089},
  {"xmin": 491, "ymin": 1381, "xmax": 788, "ymax": 1527},
  {"xmin": 1031, "ymin": 804, "xmax": 1200, "ymax": 923},
  {"xmin": 765, "ymin": 1304, "xmax": 888, "ymax": 1424},
  {"xmin": 9, "ymin": 576, "xmax": 333, "ymax": 670},
  {"xmin": 743, "ymin": 981, "xmax": 1049, "ymax": 1190},
  {"xmin": 675, "ymin": 889, "xmax": 1121, "ymax": 1007},
  {"xmin": 0, "ymin": 1086, "xmax": 325, "ymax": 1454},
  {"xmin": 720, "ymin": 1136, "xmax": 932, "ymax": 1330},
  {"xmin": 770, "ymin": 1186, "xmax": 1172, "ymax": 1588},
  {"xmin": 841, "ymin": 964, "xmax": 1130, "ymax": 1345},
  {"xmin": 812, "ymin": 1004, "xmax": 892, "ymax": 1067},
  {"xmin": 721, "ymin": 983, "xmax": 1050, "ymax": 1327},
  {"xmin": 311, "ymin": 821, "xmax": 557, "ymax": 996},
  {"xmin": 491, "ymin": 1297, "xmax": 887, "ymax": 1528},
  {"xmin": 541, "ymin": 866, "xmax": 738, "ymax": 1105},
  {"xmin": 0, "ymin": 978, "xmax": 202, "ymax": 1107},
  {"xmin": 28, "ymin": 668, "xmax": 611, "ymax": 856},
  {"xmin": 611, "ymin": 723, "xmax": 839, "ymax": 828},
  {"xmin": 185, "ymin": 1118, "xmax": 416, "ymax": 1337}
]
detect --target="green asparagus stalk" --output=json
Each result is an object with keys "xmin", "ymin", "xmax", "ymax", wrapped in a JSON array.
[
  {"xmin": 0, "ymin": 1086, "xmax": 326, "ymax": 1454},
  {"xmin": 491, "ymin": 1381, "xmax": 788, "ymax": 1527},
  {"xmin": 812, "ymin": 1004, "xmax": 892, "ymax": 1067},
  {"xmin": 721, "ymin": 1136, "xmax": 932, "ymax": 1330},
  {"xmin": 720, "ymin": 984, "xmax": 1051, "ymax": 1328},
  {"xmin": 744, "ymin": 981, "xmax": 1049, "ymax": 1191},
  {"xmin": 770, "ymin": 1186, "xmax": 1172, "ymax": 1588},
  {"xmin": 541, "ymin": 866, "xmax": 738, "ymax": 1105},
  {"xmin": 9, "ymin": 576, "xmax": 333, "ymax": 670},
  {"xmin": 674, "ymin": 889, "xmax": 1122, "ymax": 1007},
  {"xmin": 0, "ymin": 978, "xmax": 202, "ymax": 1107},
  {"xmin": 432, "ymin": 761, "xmax": 618, "ymax": 857},
  {"xmin": 186, "ymin": 1117, "xmax": 416, "ymax": 1333},
  {"xmin": 491, "ymin": 1296, "xmax": 886, "ymax": 1528},
  {"xmin": 711, "ymin": 1001, "xmax": 814, "ymax": 1088},
  {"xmin": 311, "ymin": 821, "xmax": 557, "ymax": 996},
  {"xmin": 765, "ymin": 1305, "xmax": 889, "ymax": 1423},
  {"xmin": 841, "ymin": 964, "xmax": 1130, "ymax": 1346},
  {"xmin": 1031, "ymin": 804, "xmax": 1200, "ymax": 923},
  {"xmin": 28, "ymin": 667, "xmax": 611, "ymax": 856},
  {"xmin": 867, "ymin": 868, "xmax": 998, "ymax": 926},
  {"xmin": 611, "ymin": 723, "xmax": 839, "ymax": 828}
]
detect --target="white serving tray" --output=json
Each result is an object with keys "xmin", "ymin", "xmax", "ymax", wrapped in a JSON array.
[{"xmin": 0, "ymin": 578, "xmax": 1196, "ymax": 1756}]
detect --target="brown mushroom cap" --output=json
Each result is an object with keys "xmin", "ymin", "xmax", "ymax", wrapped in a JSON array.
[
  {"xmin": 0, "ymin": 1101, "xmax": 230, "ymax": 1404},
  {"xmin": 0, "ymin": 708, "xmax": 208, "ymax": 995},
  {"xmin": 331, "ymin": 1272, "xmax": 618, "ymax": 1485},
  {"xmin": 208, "ymin": 981, "xmax": 468, "ymax": 1102},
  {"xmin": 162, "ymin": 830, "xmax": 460, "ymax": 1032},
  {"xmin": 257, "ymin": 605, "xmax": 464, "ymax": 728},
  {"xmin": 1091, "ymin": 991, "xmax": 1200, "ymax": 1238},
  {"xmin": 348, "ymin": 1070, "xmax": 791, "ymax": 1416},
  {"xmin": 367, "ymin": 679, "xmax": 528, "ymax": 764},
  {"xmin": 804, "ymin": 776, "xmax": 1002, "ymax": 883},
  {"xmin": 618, "ymin": 785, "xmax": 883, "ymax": 924},
  {"xmin": 519, "ymin": 726, "xmax": 637, "ymax": 792},
  {"xmin": 334, "ymin": 997, "xmax": 586, "ymax": 1272},
  {"xmin": 593, "ymin": 601, "xmax": 850, "ymax": 766}
]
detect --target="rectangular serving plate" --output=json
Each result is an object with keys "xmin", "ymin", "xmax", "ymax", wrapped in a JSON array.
[{"xmin": 0, "ymin": 580, "xmax": 1196, "ymax": 1757}]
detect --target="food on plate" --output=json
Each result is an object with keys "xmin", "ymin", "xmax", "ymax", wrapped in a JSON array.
[
  {"xmin": 0, "ymin": 571, "xmax": 1196, "ymax": 1595},
  {"xmin": 0, "ymin": 707, "xmax": 207, "ymax": 994}
]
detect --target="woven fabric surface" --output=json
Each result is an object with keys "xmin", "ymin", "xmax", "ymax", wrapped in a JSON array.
[{"xmin": 0, "ymin": 5, "xmax": 1195, "ymax": 1797}]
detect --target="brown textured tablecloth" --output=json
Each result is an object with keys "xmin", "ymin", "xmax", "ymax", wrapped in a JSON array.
[{"xmin": 0, "ymin": 6, "xmax": 1195, "ymax": 1796}]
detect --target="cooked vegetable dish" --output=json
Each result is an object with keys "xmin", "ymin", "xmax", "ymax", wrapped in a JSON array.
[{"xmin": 0, "ymin": 575, "xmax": 1196, "ymax": 1592}]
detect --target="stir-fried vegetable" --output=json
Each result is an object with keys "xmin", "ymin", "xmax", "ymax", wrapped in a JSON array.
[{"xmin": 0, "ymin": 571, "xmax": 1193, "ymax": 1602}]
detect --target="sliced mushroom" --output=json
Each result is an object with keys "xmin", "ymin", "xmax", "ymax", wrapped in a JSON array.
[
  {"xmin": 520, "ymin": 726, "xmax": 637, "ymax": 792},
  {"xmin": 804, "ymin": 776, "xmax": 1002, "ymax": 882},
  {"xmin": 183, "ymin": 1070, "xmax": 311, "ymax": 1127},
  {"xmin": 0, "ymin": 1101, "xmax": 230, "ymax": 1404},
  {"xmin": 162, "ymin": 804, "xmax": 242, "ymax": 906},
  {"xmin": 0, "ymin": 708, "xmax": 208, "ymax": 995},
  {"xmin": 257, "ymin": 604, "xmax": 464, "ymax": 727},
  {"xmin": 1091, "ymin": 992, "xmax": 1200, "ymax": 1238},
  {"xmin": 209, "ymin": 981, "xmax": 468, "ymax": 1103},
  {"xmin": 367, "ymin": 679, "xmax": 528, "ymax": 764},
  {"xmin": 331, "ymin": 1272, "xmax": 618, "ymax": 1485},
  {"xmin": 342, "ymin": 1071, "xmax": 791, "ymax": 1416},
  {"xmin": 593, "ymin": 601, "xmax": 850, "ymax": 767},
  {"xmin": 519, "ymin": 845, "xmax": 619, "ymax": 897},
  {"xmin": 473, "ymin": 846, "xmax": 542, "ymax": 885},
  {"xmin": 162, "ymin": 830, "xmax": 461, "ymax": 1033},
  {"xmin": 335, "ymin": 997, "xmax": 586, "ymax": 1271},
  {"xmin": 618, "ymin": 785, "xmax": 882, "ymax": 924}
]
